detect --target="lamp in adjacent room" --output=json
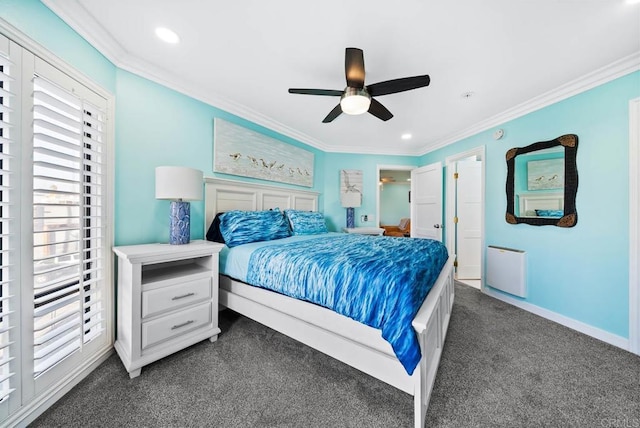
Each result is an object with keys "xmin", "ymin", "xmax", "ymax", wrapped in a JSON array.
[
  {"xmin": 155, "ymin": 166, "xmax": 203, "ymax": 245},
  {"xmin": 341, "ymin": 191, "xmax": 361, "ymax": 229}
]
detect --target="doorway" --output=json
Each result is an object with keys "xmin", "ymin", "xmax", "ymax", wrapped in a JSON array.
[
  {"xmin": 376, "ymin": 165, "xmax": 414, "ymax": 230},
  {"xmin": 446, "ymin": 147, "xmax": 485, "ymax": 290}
]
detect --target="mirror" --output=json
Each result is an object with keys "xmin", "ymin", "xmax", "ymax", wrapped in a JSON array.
[{"xmin": 506, "ymin": 134, "xmax": 578, "ymax": 227}]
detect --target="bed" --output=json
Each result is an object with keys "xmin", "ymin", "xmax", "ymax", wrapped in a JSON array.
[
  {"xmin": 517, "ymin": 191, "xmax": 564, "ymax": 217},
  {"xmin": 204, "ymin": 178, "xmax": 455, "ymax": 428}
]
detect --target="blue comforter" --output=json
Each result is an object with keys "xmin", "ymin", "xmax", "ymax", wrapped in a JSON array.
[{"xmin": 245, "ymin": 234, "xmax": 448, "ymax": 374}]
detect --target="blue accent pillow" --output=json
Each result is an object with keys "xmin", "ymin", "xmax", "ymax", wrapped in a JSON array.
[
  {"xmin": 206, "ymin": 212, "xmax": 226, "ymax": 243},
  {"xmin": 284, "ymin": 209, "xmax": 328, "ymax": 235},
  {"xmin": 219, "ymin": 209, "xmax": 290, "ymax": 247},
  {"xmin": 535, "ymin": 209, "xmax": 563, "ymax": 218}
]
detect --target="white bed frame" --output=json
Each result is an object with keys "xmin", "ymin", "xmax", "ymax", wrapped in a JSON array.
[
  {"xmin": 518, "ymin": 191, "xmax": 564, "ymax": 217},
  {"xmin": 204, "ymin": 178, "xmax": 455, "ymax": 428}
]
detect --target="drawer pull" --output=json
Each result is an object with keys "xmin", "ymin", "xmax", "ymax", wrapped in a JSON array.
[
  {"xmin": 171, "ymin": 320, "xmax": 194, "ymax": 330},
  {"xmin": 171, "ymin": 292, "xmax": 196, "ymax": 301}
]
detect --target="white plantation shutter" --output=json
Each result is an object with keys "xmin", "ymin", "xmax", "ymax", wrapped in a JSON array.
[
  {"xmin": 0, "ymin": 27, "xmax": 112, "ymax": 426},
  {"xmin": 32, "ymin": 76, "xmax": 106, "ymax": 376},
  {"xmin": 80, "ymin": 100, "xmax": 106, "ymax": 346},
  {"xmin": 0, "ymin": 44, "xmax": 16, "ymax": 406}
]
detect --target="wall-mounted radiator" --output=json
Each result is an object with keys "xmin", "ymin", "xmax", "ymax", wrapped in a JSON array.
[{"xmin": 486, "ymin": 246, "xmax": 527, "ymax": 298}]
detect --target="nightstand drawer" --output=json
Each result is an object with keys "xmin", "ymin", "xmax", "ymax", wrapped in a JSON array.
[
  {"xmin": 141, "ymin": 277, "xmax": 211, "ymax": 319},
  {"xmin": 142, "ymin": 301, "xmax": 212, "ymax": 349}
]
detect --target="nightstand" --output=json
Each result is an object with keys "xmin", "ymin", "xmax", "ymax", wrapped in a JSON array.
[
  {"xmin": 342, "ymin": 227, "xmax": 385, "ymax": 236},
  {"xmin": 113, "ymin": 240, "xmax": 224, "ymax": 378}
]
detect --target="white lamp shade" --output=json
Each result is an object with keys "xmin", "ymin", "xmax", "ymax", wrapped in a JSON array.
[
  {"xmin": 155, "ymin": 166, "xmax": 203, "ymax": 201},
  {"xmin": 341, "ymin": 192, "xmax": 362, "ymax": 208},
  {"xmin": 340, "ymin": 95, "xmax": 371, "ymax": 115}
]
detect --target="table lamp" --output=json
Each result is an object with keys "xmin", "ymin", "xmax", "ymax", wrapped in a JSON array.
[
  {"xmin": 341, "ymin": 192, "xmax": 361, "ymax": 229},
  {"xmin": 155, "ymin": 166, "xmax": 203, "ymax": 244}
]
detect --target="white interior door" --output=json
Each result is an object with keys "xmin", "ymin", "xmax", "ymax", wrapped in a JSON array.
[
  {"xmin": 411, "ymin": 162, "xmax": 442, "ymax": 240},
  {"xmin": 456, "ymin": 159, "xmax": 482, "ymax": 279}
]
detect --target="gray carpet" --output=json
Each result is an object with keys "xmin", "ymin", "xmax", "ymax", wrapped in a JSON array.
[{"xmin": 31, "ymin": 283, "xmax": 639, "ymax": 427}]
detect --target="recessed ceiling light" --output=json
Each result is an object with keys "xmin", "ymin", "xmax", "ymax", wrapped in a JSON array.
[
  {"xmin": 155, "ymin": 27, "xmax": 180, "ymax": 44},
  {"xmin": 401, "ymin": 133, "xmax": 412, "ymax": 140}
]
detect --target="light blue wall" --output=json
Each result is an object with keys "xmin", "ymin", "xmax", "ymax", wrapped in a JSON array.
[
  {"xmin": 380, "ymin": 183, "xmax": 411, "ymax": 225},
  {"xmin": 0, "ymin": 1, "xmax": 324, "ymax": 247},
  {"xmin": 0, "ymin": 0, "xmax": 116, "ymax": 93},
  {"xmin": 322, "ymin": 153, "xmax": 417, "ymax": 231},
  {"xmin": 420, "ymin": 71, "xmax": 640, "ymax": 339},
  {"xmin": 114, "ymin": 69, "xmax": 325, "ymax": 245}
]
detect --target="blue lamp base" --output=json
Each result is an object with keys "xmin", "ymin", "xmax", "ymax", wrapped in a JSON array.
[
  {"xmin": 169, "ymin": 200, "xmax": 191, "ymax": 245},
  {"xmin": 346, "ymin": 207, "xmax": 355, "ymax": 229}
]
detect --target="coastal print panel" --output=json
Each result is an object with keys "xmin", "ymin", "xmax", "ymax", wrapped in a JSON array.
[
  {"xmin": 527, "ymin": 158, "xmax": 564, "ymax": 191},
  {"xmin": 214, "ymin": 118, "xmax": 314, "ymax": 187}
]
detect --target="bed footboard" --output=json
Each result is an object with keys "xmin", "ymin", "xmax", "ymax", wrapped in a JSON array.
[
  {"xmin": 219, "ymin": 254, "xmax": 455, "ymax": 428},
  {"xmin": 411, "ymin": 255, "xmax": 455, "ymax": 428}
]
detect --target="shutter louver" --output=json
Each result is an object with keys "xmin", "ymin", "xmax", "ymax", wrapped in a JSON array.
[
  {"xmin": 0, "ymin": 53, "xmax": 16, "ymax": 403},
  {"xmin": 32, "ymin": 77, "xmax": 106, "ymax": 377},
  {"xmin": 0, "ymin": 31, "xmax": 112, "ymax": 425},
  {"xmin": 80, "ymin": 100, "xmax": 105, "ymax": 346}
]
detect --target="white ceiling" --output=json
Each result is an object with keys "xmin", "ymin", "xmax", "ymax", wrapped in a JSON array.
[{"xmin": 44, "ymin": 0, "xmax": 640, "ymax": 155}]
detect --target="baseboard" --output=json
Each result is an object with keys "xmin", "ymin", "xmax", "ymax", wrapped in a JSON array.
[
  {"xmin": 483, "ymin": 287, "xmax": 630, "ymax": 351},
  {"xmin": 6, "ymin": 346, "xmax": 114, "ymax": 428}
]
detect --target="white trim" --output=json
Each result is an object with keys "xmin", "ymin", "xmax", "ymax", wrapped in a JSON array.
[
  {"xmin": 421, "ymin": 53, "xmax": 640, "ymax": 155},
  {"xmin": 41, "ymin": 0, "xmax": 332, "ymax": 152},
  {"xmin": 629, "ymin": 97, "xmax": 640, "ymax": 355},
  {"xmin": 376, "ymin": 164, "xmax": 415, "ymax": 228},
  {"xmin": 41, "ymin": 0, "xmax": 127, "ymax": 64},
  {"xmin": 42, "ymin": 1, "xmax": 640, "ymax": 156},
  {"xmin": 203, "ymin": 177, "xmax": 320, "ymax": 234},
  {"xmin": 484, "ymin": 288, "xmax": 630, "ymax": 351},
  {"xmin": 0, "ymin": 17, "xmax": 113, "ymax": 100},
  {"xmin": 445, "ymin": 146, "xmax": 486, "ymax": 287},
  {"xmin": 5, "ymin": 348, "xmax": 113, "ymax": 428}
]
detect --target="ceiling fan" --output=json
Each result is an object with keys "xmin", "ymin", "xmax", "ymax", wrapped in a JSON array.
[{"xmin": 288, "ymin": 47, "xmax": 430, "ymax": 123}]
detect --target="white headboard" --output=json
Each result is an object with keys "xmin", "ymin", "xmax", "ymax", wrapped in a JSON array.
[
  {"xmin": 518, "ymin": 192, "xmax": 564, "ymax": 217},
  {"xmin": 204, "ymin": 177, "xmax": 320, "ymax": 233}
]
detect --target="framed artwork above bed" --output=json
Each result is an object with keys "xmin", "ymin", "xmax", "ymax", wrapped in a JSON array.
[{"xmin": 213, "ymin": 118, "xmax": 314, "ymax": 187}]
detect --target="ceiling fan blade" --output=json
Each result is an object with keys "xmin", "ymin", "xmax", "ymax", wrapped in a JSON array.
[
  {"xmin": 368, "ymin": 98, "xmax": 393, "ymax": 121},
  {"xmin": 345, "ymin": 48, "xmax": 365, "ymax": 89},
  {"xmin": 288, "ymin": 88, "xmax": 343, "ymax": 96},
  {"xmin": 367, "ymin": 75, "xmax": 430, "ymax": 97},
  {"xmin": 322, "ymin": 104, "xmax": 343, "ymax": 123}
]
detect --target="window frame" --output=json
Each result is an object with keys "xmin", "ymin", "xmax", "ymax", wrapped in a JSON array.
[{"xmin": 0, "ymin": 21, "xmax": 114, "ymax": 426}]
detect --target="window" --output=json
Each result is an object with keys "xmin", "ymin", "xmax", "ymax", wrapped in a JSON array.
[
  {"xmin": 0, "ymin": 30, "xmax": 112, "ymax": 425},
  {"xmin": 32, "ymin": 76, "xmax": 106, "ymax": 377},
  {"xmin": 0, "ymin": 38, "xmax": 16, "ymax": 412}
]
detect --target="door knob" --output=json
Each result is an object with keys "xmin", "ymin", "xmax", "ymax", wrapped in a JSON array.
[{"xmin": 434, "ymin": 224, "xmax": 441, "ymax": 229}]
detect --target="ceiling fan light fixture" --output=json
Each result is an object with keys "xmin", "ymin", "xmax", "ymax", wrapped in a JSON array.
[{"xmin": 340, "ymin": 88, "xmax": 371, "ymax": 115}]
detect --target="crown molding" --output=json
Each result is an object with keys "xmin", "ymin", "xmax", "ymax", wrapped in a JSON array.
[
  {"xmin": 419, "ymin": 51, "xmax": 640, "ymax": 155},
  {"xmin": 42, "ymin": 0, "xmax": 128, "ymax": 64},
  {"xmin": 42, "ymin": 1, "xmax": 640, "ymax": 157},
  {"xmin": 40, "ymin": 0, "xmax": 431, "ymax": 157}
]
